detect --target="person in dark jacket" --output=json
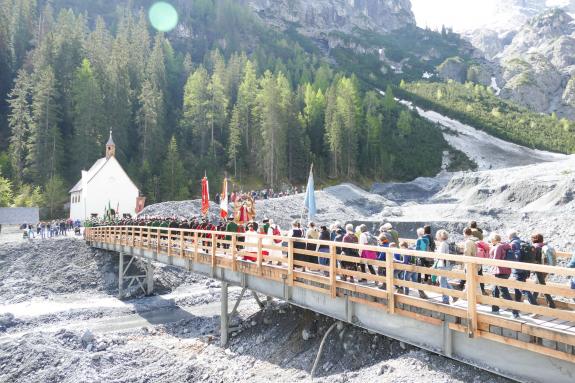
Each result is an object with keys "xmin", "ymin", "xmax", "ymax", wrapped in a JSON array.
[
  {"xmin": 531, "ymin": 233, "xmax": 556, "ymax": 309},
  {"xmin": 341, "ymin": 224, "xmax": 359, "ymax": 282},
  {"xmin": 508, "ymin": 230, "xmax": 538, "ymax": 315},
  {"xmin": 290, "ymin": 220, "xmax": 306, "ymax": 269},
  {"xmin": 318, "ymin": 226, "xmax": 331, "ymax": 275}
]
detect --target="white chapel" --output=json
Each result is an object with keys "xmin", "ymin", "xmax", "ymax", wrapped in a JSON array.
[{"xmin": 69, "ymin": 131, "xmax": 139, "ymax": 221}]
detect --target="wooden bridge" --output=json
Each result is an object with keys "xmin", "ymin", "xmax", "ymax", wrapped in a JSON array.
[{"xmin": 85, "ymin": 226, "xmax": 575, "ymax": 383}]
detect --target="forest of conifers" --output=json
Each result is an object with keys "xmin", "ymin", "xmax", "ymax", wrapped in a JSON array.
[{"xmin": 0, "ymin": 0, "xmax": 458, "ymax": 215}]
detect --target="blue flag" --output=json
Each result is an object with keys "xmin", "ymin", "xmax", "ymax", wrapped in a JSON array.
[{"xmin": 304, "ymin": 165, "xmax": 316, "ymax": 221}]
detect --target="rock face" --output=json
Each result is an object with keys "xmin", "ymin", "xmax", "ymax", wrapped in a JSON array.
[
  {"xmin": 241, "ymin": 0, "xmax": 415, "ymax": 34},
  {"xmin": 497, "ymin": 9, "xmax": 575, "ymax": 116},
  {"xmin": 437, "ymin": 57, "xmax": 467, "ymax": 83}
]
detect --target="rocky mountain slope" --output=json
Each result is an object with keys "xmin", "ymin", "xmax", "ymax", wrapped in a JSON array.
[
  {"xmin": 497, "ymin": 8, "xmax": 575, "ymax": 117},
  {"xmin": 240, "ymin": 0, "xmax": 415, "ymax": 35}
]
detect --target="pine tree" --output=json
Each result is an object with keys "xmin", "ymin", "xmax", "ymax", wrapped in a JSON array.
[
  {"xmin": 71, "ymin": 59, "xmax": 105, "ymax": 176},
  {"xmin": 43, "ymin": 175, "xmax": 67, "ymax": 218},
  {"xmin": 137, "ymin": 79, "xmax": 165, "ymax": 165},
  {"xmin": 227, "ymin": 105, "xmax": 242, "ymax": 177},
  {"xmin": 160, "ymin": 136, "xmax": 188, "ymax": 201},
  {"xmin": 182, "ymin": 66, "xmax": 210, "ymax": 155},
  {"xmin": 207, "ymin": 69, "xmax": 228, "ymax": 158},
  {"xmin": 237, "ymin": 60, "xmax": 258, "ymax": 151},
  {"xmin": 0, "ymin": 173, "xmax": 13, "ymax": 207},
  {"xmin": 397, "ymin": 110, "xmax": 412, "ymax": 136},
  {"xmin": 29, "ymin": 66, "xmax": 62, "ymax": 185},
  {"xmin": 7, "ymin": 69, "xmax": 33, "ymax": 185},
  {"xmin": 256, "ymin": 71, "xmax": 288, "ymax": 187}
]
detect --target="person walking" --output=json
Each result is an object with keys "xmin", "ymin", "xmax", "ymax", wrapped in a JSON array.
[
  {"xmin": 489, "ymin": 233, "xmax": 516, "ymax": 316},
  {"xmin": 317, "ymin": 225, "xmax": 331, "ymax": 276},
  {"xmin": 531, "ymin": 233, "xmax": 556, "ymax": 309},
  {"xmin": 508, "ymin": 230, "xmax": 538, "ymax": 316},
  {"xmin": 435, "ymin": 229, "xmax": 455, "ymax": 304},
  {"xmin": 306, "ymin": 222, "xmax": 319, "ymax": 264},
  {"xmin": 358, "ymin": 224, "xmax": 377, "ymax": 281},
  {"xmin": 341, "ymin": 224, "xmax": 359, "ymax": 283}
]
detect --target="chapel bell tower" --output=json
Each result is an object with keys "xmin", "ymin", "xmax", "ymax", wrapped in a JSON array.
[{"xmin": 106, "ymin": 130, "xmax": 116, "ymax": 160}]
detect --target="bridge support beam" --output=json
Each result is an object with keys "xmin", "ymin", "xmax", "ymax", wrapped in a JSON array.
[
  {"xmin": 443, "ymin": 320, "xmax": 453, "ymax": 358},
  {"xmin": 221, "ymin": 282, "xmax": 229, "ymax": 347},
  {"xmin": 118, "ymin": 253, "xmax": 154, "ymax": 299}
]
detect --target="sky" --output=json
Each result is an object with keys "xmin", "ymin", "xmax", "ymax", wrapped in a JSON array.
[{"xmin": 410, "ymin": 0, "xmax": 571, "ymax": 32}]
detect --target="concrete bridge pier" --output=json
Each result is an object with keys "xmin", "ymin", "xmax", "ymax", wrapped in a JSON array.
[{"xmin": 221, "ymin": 282, "xmax": 228, "ymax": 347}]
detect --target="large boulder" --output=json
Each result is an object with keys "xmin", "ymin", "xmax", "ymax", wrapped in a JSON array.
[{"xmin": 437, "ymin": 57, "xmax": 467, "ymax": 83}]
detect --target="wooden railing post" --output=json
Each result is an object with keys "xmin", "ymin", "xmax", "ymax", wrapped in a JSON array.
[
  {"xmin": 288, "ymin": 239, "xmax": 294, "ymax": 286},
  {"xmin": 386, "ymin": 249, "xmax": 395, "ymax": 314},
  {"xmin": 231, "ymin": 235, "xmax": 237, "ymax": 272},
  {"xmin": 257, "ymin": 236, "xmax": 263, "ymax": 275},
  {"xmin": 330, "ymin": 244, "xmax": 337, "ymax": 298},
  {"xmin": 194, "ymin": 232, "xmax": 199, "ymax": 263},
  {"xmin": 156, "ymin": 228, "xmax": 160, "ymax": 254},
  {"xmin": 211, "ymin": 235, "xmax": 217, "ymax": 275},
  {"xmin": 466, "ymin": 262, "xmax": 478, "ymax": 338},
  {"xmin": 168, "ymin": 229, "xmax": 172, "ymax": 257},
  {"xmin": 180, "ymin": 229, "xmax": 184, "ymax": 258}
]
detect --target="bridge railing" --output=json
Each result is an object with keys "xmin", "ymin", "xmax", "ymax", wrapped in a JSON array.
[{"xmin": 85, "ymin": 225, "xmax": 575, "ymax": 363}]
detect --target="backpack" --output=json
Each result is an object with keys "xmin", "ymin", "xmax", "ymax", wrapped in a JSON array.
[
  {"xmin": 448, "ymin": 241, "xmax": 458, "ymax": 254},
  {"xmin": 541, "ymin": 245, "xmax": 557, "ymax": 266},
  {"xmin": 365, "ymin": 232, "xmax": 379, "ymax": 246},
  {"xmin": 476, "ymin": 241, "xmax": 490, "ymax": 258},
  {"xmin": 272, "ymin": 226, "xmax": 282, "ymax": 244},
  {"xmin": 517, "ymin": 241, "xmax": 535, "ymax": 263}
]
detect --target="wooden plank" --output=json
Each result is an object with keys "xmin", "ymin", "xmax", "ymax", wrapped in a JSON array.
[
  {"xmin": 293, "ymin": 281, "xmax": 329, "ymax": 295},
  {"xmin": 477, "ymin": 295, "xmax": 575, "ymax": 322},
  {"xmin": 478, "ymin": 330, "xmax": 575, "ymax": 364},
  {"xmin": 335, "ymin": 267, "xmax": 387, "ymax": 284},
  {"xmin": 386, "ymin": 253, "xmax": 395, "ymax": 314},
  {"xmin": 330, "ymin": 245, "xmax": 337, "ymax": 298},
  {"xmin": 293, "ymin": 271, "xmax": 330, "ymax": 284},
  {"xmin": 394, "ymin": 278, "xmax": 465, "ymax": 298},
  {"xmin": 211, "ymin": 236, "xmax": 217, "ymax": 272},
  {"xmin": 396, "ymin": 307, "xmax": 443, "ymax": 327},
  {"xmin": 231, "ymin": 235, "xmax": 237, "ymax": 272},
  {"xmin": 395, "ymin": 294, "xmax": 467, "ymax": 318},
  {"xmin": 466, "ymin": 262, "xmax": 479, "ymax": 337},
  {"xmin": 521, "ymin": 323, "xmax": 575, "ymax": 346},
  {"xmin": 394, "ymin": 262, "xmax": 466, "ymax": 280},
  {"xmin": 293, "ymin": 260, "xmax": 330, "ymax": 271},
  {"xmin": 349, "ymin": 296, "xmax": 388, "ymax": 311},
  {"xmin": 478, "ymin": 274, "xmax": 575, "ymax": 298}
]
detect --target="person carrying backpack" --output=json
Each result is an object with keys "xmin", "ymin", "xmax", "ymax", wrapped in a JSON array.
[
  {"xmin": 458, "ymin": 227, "xmax": 487, "ymax": 295},
  {"xmin": 358, "ymin": 225, "xmax": 378, "ymax": 280},
  {"xmin": 341, "ymin": 224, "xmax": 359, "ymax": 282},
  {"xmin": 489, "ymin": 233, "xmax": 516, "ymax": 316},
  {"xmin": 530, "ymin": 233, "xmax": 556, "ymax": 309},
  {"xmin": 508, "ymin": 230, "xmax": 538, "ymax": 316}
]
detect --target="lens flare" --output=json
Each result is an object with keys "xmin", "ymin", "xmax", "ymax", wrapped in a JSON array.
[{"xmin": 149, "ymin": 2, "xmax": 178, "ymax": 32}]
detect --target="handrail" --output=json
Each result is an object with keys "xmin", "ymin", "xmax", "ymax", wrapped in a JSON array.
[{"xmin": 84, "ymin": 225, "xmax": 575, "ymax": 363}]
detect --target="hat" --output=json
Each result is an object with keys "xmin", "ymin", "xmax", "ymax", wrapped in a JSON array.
[
  {"xmin": 227, "ymin": 216, "xmax": 234, "ymax": 221},
  {"xmin": 382, "ymin": 223, "xmax": 393, "ymax": 230},
  {"xmin": 263, "ymin": 218, "xmax": 270, "ymax": 223}
]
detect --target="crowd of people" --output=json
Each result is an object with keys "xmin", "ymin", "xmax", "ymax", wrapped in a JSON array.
[
  {"xmin": 86, "ymin": 216, "xmax": 575, "ymax": 317},
  {"xmin": 214, "ymin": 186, "xmax": 303, "ymax": 204},
  {"xmin": 18, "ymin": 219, "xmax": 82, "ymax": 239}
]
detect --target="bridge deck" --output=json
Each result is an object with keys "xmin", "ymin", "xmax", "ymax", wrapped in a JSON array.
[{"xmin": 85, "ymin": 226, "xmax": 575, "ymax": 383}]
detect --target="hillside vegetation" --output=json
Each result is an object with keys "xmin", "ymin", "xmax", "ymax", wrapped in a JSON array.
[{"xmin": 400, "ymin": 81, "xmax": 575, "ymax": 154}]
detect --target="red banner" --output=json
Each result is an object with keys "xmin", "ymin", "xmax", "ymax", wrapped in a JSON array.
[
  {"xmin": 136, "ymin": 197, "xmax": 146, "ymax": 214},
  {"xmin": 201, "ymin": 176, "xmax": 210, "ymax": 216},
  {"xmin": 220, "ymin": 177, "xmax": 228, "ymax": 219}
]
